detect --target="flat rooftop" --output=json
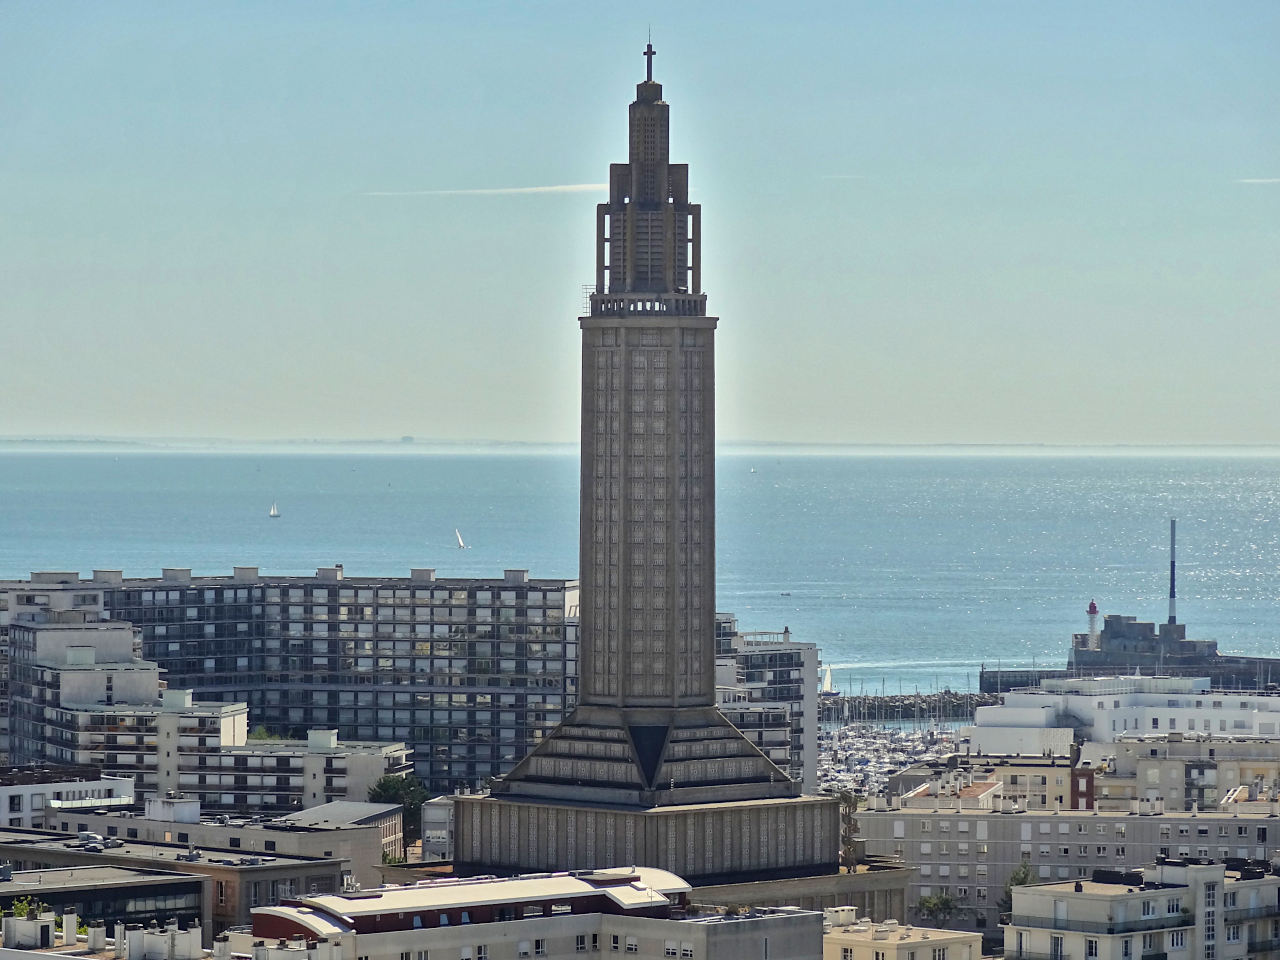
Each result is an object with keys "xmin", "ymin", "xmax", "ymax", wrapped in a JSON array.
[
  {"xmin": 0, "ymin": 828, "xmax": 343, "ymax": 871},
  {"xmin": 0, "ymin": 865, "xmax": 202, "ymax": 895},
  {"xmin": 825, "ymin": 921, "xmax": 977, "ymax": 944},
  {"xmin": 280, "ymin": 867, "xmax": 690, "ymax": 921}
]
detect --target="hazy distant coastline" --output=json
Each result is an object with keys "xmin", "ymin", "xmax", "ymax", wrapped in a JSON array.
[{"xmin": 5, "ymin": 437, "xmax": 1280, "ymax": 458}]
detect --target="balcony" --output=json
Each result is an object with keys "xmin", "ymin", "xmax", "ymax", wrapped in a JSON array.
[
  {"xmin": 1249, "ymin": 940, "xmax": 1280, "ymax": 955},
  {"xmin": 1009, "ymin": 914, "xmax": 1193, "ymax": 935},
  {"xmin": 1225, "ymin": 904, "xmax": 1280, "ymax": 922},
  {"xmin": 1004, "ymin": 952, "xmax": 1070, "ymax": 960}
]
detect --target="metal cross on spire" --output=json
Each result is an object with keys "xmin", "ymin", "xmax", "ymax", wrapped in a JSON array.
[{"xmin": 643, "ymin": 41, "xmax": 656, "ymax": 82}]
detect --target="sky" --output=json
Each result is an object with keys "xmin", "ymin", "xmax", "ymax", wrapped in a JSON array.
[{"xmin": 2, "ymin": 2, "xmax": 1277, "ymax": 446}]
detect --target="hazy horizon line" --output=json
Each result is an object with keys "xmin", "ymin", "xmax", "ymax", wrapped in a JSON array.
[{"xmin": 6, "ymin": 435, "xmax": 1280, "ymax": 457}]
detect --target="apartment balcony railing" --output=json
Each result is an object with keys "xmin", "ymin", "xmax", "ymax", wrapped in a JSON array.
[
  {"xmin": 1009, "ymin": 914, "xmax": 1193, "ymax": 935},
  {"xmin": 1226, "ymin": 904, "xmax": 1280, "ymax": 922},
  {"xmin": 1248, "ymin": 940, "xmax": 1280, "ymax": 955},
  {"xmin": 1004, "ymin": 951, "xmax": 1070, "ymax": 960}
]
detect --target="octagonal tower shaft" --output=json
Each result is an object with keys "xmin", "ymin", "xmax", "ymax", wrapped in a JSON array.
[{"xmin": 579, "ymin": 69, "xmax": 717, "ymax": 710}]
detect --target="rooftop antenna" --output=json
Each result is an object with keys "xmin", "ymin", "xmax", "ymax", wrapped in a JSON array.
[
  {"xmin": 644, "ymin": 36, "xmax": 656, "ymax": 83},
  {"xmin": 1168, "ymin": 518, "xmax": 1177, "ymax": 625}
]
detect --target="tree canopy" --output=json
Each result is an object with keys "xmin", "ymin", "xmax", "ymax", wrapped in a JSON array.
[{"xmin": 369, "ymin": 775, "xmax": 430, "ymax": 842}]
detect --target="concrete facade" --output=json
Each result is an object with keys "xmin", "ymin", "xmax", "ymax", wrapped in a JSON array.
[
  {"xmin": 7, "ymin": 612, "xmax": 409, "ymax": 811},
  {"xmin": 457, "ymin": 46, "xmax": 837, "ymax": 884},
  {"xmin": 0, "ymin": 567, "xmax": 579, "ymax": 795},
  {"xmin": 1005, "ymin": 859, "xmax": 1279, "ymax": 960},
  {"xmin": 856, "ymin": 799, "xmax": 1280, "ymax": 934}
]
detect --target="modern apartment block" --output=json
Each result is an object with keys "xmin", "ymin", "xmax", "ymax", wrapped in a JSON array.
[
  {"xmin": 82, "ymin": 566, "xmax": 576, "ymax": 795},
  {"xmin": 716, "ymin": 614, "xmax": 819, "ymax": 792},
  {"xmin": 1006, "ymin": 858, "xmax": 1280, "ymax": 960},
  {"xmin": 856, "ymin": 795, "xmax": 1280, "ymax": 933},
  {"xmin": 7, "ymin": 610, "xmax": 410, "ymax": 810}
]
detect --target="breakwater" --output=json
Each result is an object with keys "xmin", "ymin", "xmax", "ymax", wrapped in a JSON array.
[{"xmin": 819, "ymin": 690, "xmax": 1000, "ymax": 725}]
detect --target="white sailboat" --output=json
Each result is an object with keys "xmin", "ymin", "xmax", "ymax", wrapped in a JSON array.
[
  {"xmin": 820, "ymin": 666, "xmax": 838, "ymax": 697},
  {"xmin": 268, "ymin": 502, "xmax": 280, "ymax": 519},
  {"xmin": 455, "ymin": 528, "xmax": 468, "ymax": 549}
]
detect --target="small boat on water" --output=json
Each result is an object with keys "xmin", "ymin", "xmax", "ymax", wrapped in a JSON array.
[
  {"xmin": 455, "ymin": 528, "xmax": 469, "ymax": 549},
  {"xmin": 268, "ymin": 502, "xmax": 280, "ymax": 519},
  {"xmin": 820, "ymin": 666, "xmax": 840, "ymax": 697}
]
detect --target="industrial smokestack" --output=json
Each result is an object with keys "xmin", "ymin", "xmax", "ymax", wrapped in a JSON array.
[{"xmin": 1168, "ymin": 518, "xmax": 1177, "ymax": 625}]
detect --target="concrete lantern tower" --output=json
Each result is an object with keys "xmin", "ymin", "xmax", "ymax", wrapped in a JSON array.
[{"xmin": 453, "ymin": 47, "xmax": 838, "ymax": 883}]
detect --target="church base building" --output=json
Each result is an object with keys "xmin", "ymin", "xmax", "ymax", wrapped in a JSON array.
[{"xmin": 454, "ymin": 794, "xmax": 838, "ymax": 883}]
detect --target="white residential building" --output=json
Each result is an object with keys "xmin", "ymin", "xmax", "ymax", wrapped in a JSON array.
[
  {"xmin": 963, "ymin": 676, "xmax": 1280, "ymax": 757},
  {"xmin": 8, "ymin": 611, "xmax": 410, "ymax": 811},
  {"xmin": 1005, "ymin": 858, "xmax": 1280, "ymax": 960}
]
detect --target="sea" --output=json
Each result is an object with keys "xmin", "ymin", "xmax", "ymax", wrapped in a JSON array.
[{"xmin": 4, "ymin": 446, "xmax": 1280, "ymax": 694}]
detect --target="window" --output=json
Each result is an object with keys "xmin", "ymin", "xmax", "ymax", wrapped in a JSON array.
[
  {"xmin": 680, "ymin": 945, "xmax": 693, "ymax": 960},
  {"xmin": 477, "ymin": 949, "xmax": 488, "ymax": 960},
  {"xmin": 930, "ymin": 950, "xmax": 947, "ymax": 960},
  {"xmin": 1086, "ymin": 940, "xmax": 1098, "ymax": 959},
  {"xmin": 592, "ymin": 936, "xmax": 599, "ymax": 952},
  {"xmin": 518, "ymin": 944, "xmax": 531, "ymax": 959},
  {"xmin": 578, "ymin": 938, "xmax": 588, "ymax": 954},
  {"xmin": 1226, "ymin": 926, "xmax": 1240, "ymax": 943},
  {"xmin": 1169, "ymin": 932, "xmax": 1186, "ymax": 949},
  {"xmin": 535, "ymin": 942, "xmax": 546, "ymax": 957},
  {"xmin": 611, "ymin": 937, "xmax": 620, "ymax": 952},
  {"xmin": 625, "ymin": 939, "xmax": 637, "ymax": 954},
  {"xmin": 1167, "ymin": 898, "xmax": 1182, "ymax": 914},
  {"xmin": 665, "ymin": 944, "xmax": 677, "ymax": 958},
  {"xmin": 1142, "ymin": 900, "xmax": 1156, "ymax": 918},
  {"xmin": 841, "ymin": 950, "xmax": 853, "ymax": 960}
]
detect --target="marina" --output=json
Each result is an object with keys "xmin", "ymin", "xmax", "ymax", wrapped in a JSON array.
[{"xmin": 817, "ymin": 721, "xmax": 957, "ymax": 797}]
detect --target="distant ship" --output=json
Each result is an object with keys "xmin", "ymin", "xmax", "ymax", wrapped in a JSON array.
[{"xmin": 268, "ymin": 502, "xmax": 280, "ymax": 519}]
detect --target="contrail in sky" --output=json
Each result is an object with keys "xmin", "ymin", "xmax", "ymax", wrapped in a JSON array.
[
  {"xmin": 363, "ymin": 183, "xmax": 606, "ymax": 196},
  {"xmin": 1236, "ymin": 178, "xmax": 1280, "ymax": 184}
]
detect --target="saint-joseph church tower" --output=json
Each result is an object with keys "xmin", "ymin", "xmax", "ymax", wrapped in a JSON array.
[{"xmin": 455, "ymin": 47, "xmax": 838, "ymax": 883}]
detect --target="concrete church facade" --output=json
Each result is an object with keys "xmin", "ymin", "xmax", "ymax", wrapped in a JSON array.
[{"xmin": 454, "ymin": 47, "xmax": 839, "ymax": 883}]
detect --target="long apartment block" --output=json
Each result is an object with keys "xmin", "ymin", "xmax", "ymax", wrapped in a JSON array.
[
  {"xmin": 856, "ymin": 793, "xmax": 1280, "ymax": 934},
  {"xmin": 2, "ymin": 568, "xmax": 578, "ymax": 794}
]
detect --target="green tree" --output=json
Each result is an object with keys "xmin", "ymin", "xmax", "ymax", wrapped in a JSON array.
[
  {"xmin": 247, "ymin": 725, "xmax": 274, "ymax": 740},
  {"xmin": 916, "ymin": 892, "xmax": 957, "ymax": 928},
  {"xmin": 369, "ymin": 774, "xmax": 430, "ymax": 843},
  {"xmin": 997, "ymin": 860, "xmax": 1034, "ymax": 913}
]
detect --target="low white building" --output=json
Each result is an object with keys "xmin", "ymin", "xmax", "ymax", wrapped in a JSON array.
[
  {"xmin": 962, "ymin": 676, "xmax": 1280, "ymax": 757},
  {"xmin": 0, "ymin": 765, "xmax": 133, "ymax": 829}
]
